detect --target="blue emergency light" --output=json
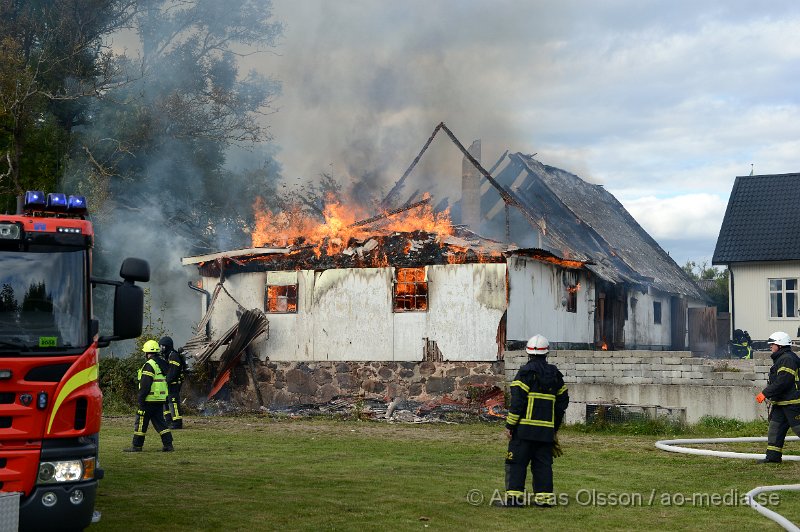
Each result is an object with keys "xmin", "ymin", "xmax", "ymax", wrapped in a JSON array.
[
  {"xmin": 67, "ymin": 195, "xmax": 87, "ymax": 214},
  {"xmin": 24, "ymin": 191, "xmax": 46, "ymax": 210},
  {"xmin": 23, "ymin": 191, "xmax": 89, "ymax": 216},
  {"xmin": 46, "ymin": 193, "xmax": 67, "ymax": 211}
]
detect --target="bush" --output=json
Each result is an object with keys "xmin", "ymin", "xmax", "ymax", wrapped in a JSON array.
[
  {"xmin": 99, "ymin": 352, "xmax": 145, "ymax": 412},
  {"xmin": 99, "ymin": 287, "xmax": 171, "ymax": 412},
  {"xmin": 573, "ymin": 415, "xmax": 688, "ymax": 436},
  {"xmin": 692, "ymin": 416, "xmax": 767, "ymax": 437},
  {"xmin": 569, "ymin": 415, "xmax": 768, "ymax": 437}
]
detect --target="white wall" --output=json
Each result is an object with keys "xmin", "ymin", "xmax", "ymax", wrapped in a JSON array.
[
  {"xmin": 627, "ymin": 289, "xmax": 707, "ymax": 349},
  {"xmin": 731, "ymin": 261, "xmax": 800, "ymax": 341},
  {"xmin": 425, "ymin": 263, "xmax": 507, "ymax": 360},
  {"xmin": 626, "ymin": 288, "xmax": 672, "ymax": 348},
  {"xmin": 506, "ymin": 256, "xmax": 594, "ymax": 344},
  {"xmin": 198, "ymin": 263, "xmax": 507, "ymax": 362},
  {"xmin": 506, "ymin": 257, "xmax": 706, "ymax": 349}
]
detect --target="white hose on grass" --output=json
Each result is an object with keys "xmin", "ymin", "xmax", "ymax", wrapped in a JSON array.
[
  {"xmin": 746, "ymin": 484, "xmax": 800, "ymax": 532},
  {"xmin": 655, "ymin": 436, "xmax": 800, "ymax": 531}
]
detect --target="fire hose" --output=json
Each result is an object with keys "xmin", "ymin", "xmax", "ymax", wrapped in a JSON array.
[{"xmin": 655, "ymin": 435, "xmax": 800, "ymax": 531}]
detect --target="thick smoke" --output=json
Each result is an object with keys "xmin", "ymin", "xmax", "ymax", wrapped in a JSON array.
[
  {"xmin": 249, "ymin": 0, "xmax": 800, "ymax": 265},
  {"xmin": 254, "ymin": 1, "xmax": 542, "ymax": 202},
  {"xmin": 64, "ymin": 1, "xmax": 284, "ymax": 352},
  {"xmin": 92, "ymin": 203, "xmax": 198, "ymax": 352}
]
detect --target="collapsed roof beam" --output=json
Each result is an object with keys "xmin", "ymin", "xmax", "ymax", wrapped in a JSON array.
[
  {"xmin": 380, "ymin": 122, "xmax": 546, "ymax": 235},
  {"xmin": 350, "ymin": 196, "xmax": 431, "ymax": 228},
  {"xmin": 382, "ymin": 123, "xmax": 444, "ymax": 209}
]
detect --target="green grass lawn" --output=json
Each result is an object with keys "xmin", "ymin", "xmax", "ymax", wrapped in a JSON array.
[{"xmin": 92, "ymin": 416, "xmax": 800, "ymax": 531}]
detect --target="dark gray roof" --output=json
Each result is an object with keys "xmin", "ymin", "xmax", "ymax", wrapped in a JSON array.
[
  {"xmin": 713, "ymin": 173, "xmax": 800, "ymax": 264},
  {"xmin": 482, "ymin": 154, "xmax": 706, "ymax": 300}
]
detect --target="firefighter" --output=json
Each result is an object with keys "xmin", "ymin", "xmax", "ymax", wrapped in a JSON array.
[
  {"xmin": 160, "ymin": 336, "xmax": 187, "ymax": 429},
  {"xmin": 501, "ymin": 334, "xmax": 569, "ymax": 507},
  {"xmin": 123, "ymin": 340, "xmax": 174, "ymax": 452},
  {"xmin": 756, "ymin": 331, "xmax": 800, "ymax": 463}
]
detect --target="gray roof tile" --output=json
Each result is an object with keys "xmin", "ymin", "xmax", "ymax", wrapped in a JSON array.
[{"xmin": 713, "ymin": 174, "xmax": 800, "ymax": 263}]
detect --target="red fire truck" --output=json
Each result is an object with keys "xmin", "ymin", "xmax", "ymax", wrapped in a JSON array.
[{"xmin": 0, "ymin": 191, "xmax": 148, "ymax": 531}]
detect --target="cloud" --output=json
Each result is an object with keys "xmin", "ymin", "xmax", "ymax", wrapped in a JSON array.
[
  {"xmin": 254, "ymin": 0, "xmax": 800, "ymax": 261},
  {"xmin": 620, "ymin": 193, "xmax": 728, "ymax": 264}
]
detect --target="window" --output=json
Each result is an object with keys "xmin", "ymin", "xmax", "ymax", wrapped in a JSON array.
[
  {"xmin": 265, "ymin": 271, "xmax": 298, "ymax": 313},
  {"xmin": 563, "ymin": 271, "xmax": 579, "ymax": 313},
  {"xmin": 653, "ymin": 301, "xmax": 662, "ymax": 324},
  {"xmin": 394, "ymin": 267, "xmax": 428, "ymax": 312},
  {"xmin": 769, "ymin": 278, "xmax": 798, "ymax": 318}
]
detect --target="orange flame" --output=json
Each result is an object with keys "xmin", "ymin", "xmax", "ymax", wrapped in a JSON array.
[
  {"xmin": 266, "ymin": 285, "xmax": 297, "ymax": 313},
  {"xmin": 251, "ymin": 192, "xmax": 453, "ymax": 254},
  {"xmin": 445, "ymin": 247, "xmax": 468, "ymax": 264},
  {"xmin": 487, "ymin": 403, "xmax": 505, "ymax": 418},
  {"xmin": 601, "ymin": 341, "xmax": 608, "ymax": 351},
  {"xmin": 394, "ymin": 267, "xmax": 427, "ymax": 311}
]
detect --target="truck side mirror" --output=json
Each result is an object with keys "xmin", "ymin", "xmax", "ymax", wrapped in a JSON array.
[
  {"xmin": 96, "ymin": 258, "xmax": 150, "ymax": 346},
  {"xmin": 112, "ymin": 281, "xmax": 144, "ymax": 340},
  {"xmin": 120, "ymin": 257, "xmax": 150, "ymax": 283}
]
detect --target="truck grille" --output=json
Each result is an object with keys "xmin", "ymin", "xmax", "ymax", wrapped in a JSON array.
[{"xmin": 25, "ymin": 363, "xmax": 71, "ymax": 382}]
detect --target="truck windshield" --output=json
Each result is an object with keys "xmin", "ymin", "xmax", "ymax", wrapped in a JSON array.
[{"xmin": 0, "ymin": 250, "xmax": 88, "ymax": 353}]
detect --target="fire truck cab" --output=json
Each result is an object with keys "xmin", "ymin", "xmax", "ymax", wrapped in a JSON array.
[{"xmin": 0, "ymin": 191, "xmax": 148, "ymax": 531}]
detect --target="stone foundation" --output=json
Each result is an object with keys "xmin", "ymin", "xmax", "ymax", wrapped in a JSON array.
[
  {"xmin": 230, "ymin": 360, "xmax": 505, "ymax": 408},
  {"xmin": 222, "ymin": 350, "xmax": 774, "ymax": 423}
]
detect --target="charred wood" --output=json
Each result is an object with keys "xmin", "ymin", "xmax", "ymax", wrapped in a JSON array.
[
  {"xmin": 349, "ymin": 197, "xmax": 431, "ymax": 228},
  {"xmin": 381, "ymin": 122, "xmax": 444, "ymax": 209}
]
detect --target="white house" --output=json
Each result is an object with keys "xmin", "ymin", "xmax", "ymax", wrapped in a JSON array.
[
  {"xmin": 183, "ymin": 153, "xmax": 708, "ymax": 366},
  {"xmin": 713, "ymin": 173, "xmax": 800, "ymax": 343}
]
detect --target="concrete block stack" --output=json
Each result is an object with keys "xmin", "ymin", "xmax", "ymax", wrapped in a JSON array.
[
  {"xmin": 503, "ymin": 349, "xmax": 772, "ymax": 423},
  {"xmin": 505, "ymin": 350, "xmax": 770, "ymax": 388}
]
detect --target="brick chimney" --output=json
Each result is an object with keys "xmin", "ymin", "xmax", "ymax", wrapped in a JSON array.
[{"xmin": 461, "ymin": 139, "xmax": 481, "ymax": 231}]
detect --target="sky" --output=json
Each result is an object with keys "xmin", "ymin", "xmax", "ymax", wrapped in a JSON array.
[{"xmin": 250, "ymin": 0, "xmax": 800, "ymax": 267}]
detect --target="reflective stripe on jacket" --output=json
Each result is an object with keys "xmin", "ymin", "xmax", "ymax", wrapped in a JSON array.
[
  {"xmin": 763, "ymin": 347, "xmax": 800, "ymax": 406},
  {"xmin": 505, "ymin": 357, "xmax": 569, "ymax": 441},
  {"xmin": 138, "ymin": 358, "xmax": 169, "ymax": 402}
]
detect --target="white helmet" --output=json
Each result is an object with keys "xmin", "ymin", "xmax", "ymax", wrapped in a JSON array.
[
  {"xmin": 525, "ymin": 334, "xmax": 549, "ymax": 356},
  {"xmin": 767, "ymin": 331, "xmax": 792, "ymax": 346}
]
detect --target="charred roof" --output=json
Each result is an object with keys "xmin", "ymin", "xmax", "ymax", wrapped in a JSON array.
[
  {"xmin": 478, "ymin": 153, "xmax": 705, "ymax": 300},
  {"xmin": 183, "ymin": 228, "xmax": 511, "ymax": 278}
]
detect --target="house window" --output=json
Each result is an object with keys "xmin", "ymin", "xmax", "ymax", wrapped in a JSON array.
[
  {"xmin": 563, "ymin": 271, "xmax": 579, "ymax": 313},
  {"xmin": 265, "ymin": 271, "xmax": 298, "ymax": 313},
  {"xmin": 653, "ymin": 301, "xmax": 662, "ymax": 324},
  {"xmin": 394, "ymin": 267, "xmax": 427, "ymax": 312},
  {"xmin": 769, "ymin": 278, "xmax": 798, "ymax": 318}
]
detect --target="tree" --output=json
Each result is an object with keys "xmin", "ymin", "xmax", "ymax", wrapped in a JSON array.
[
  {"xmin": 683, "ymin": 260, "xmax": 729, "ymax": 312},
  {"xmin": 68, "ymin": 0, "xmax": 284, "ymax": 254},
  {"xmin": 21, "ymin": 281, "xmax": 52, "ymax": 312},
  {"xmin": 0, "ymin": 283, "xmax": 17, "ymax": 312},
  {"xmin": 0, "ymin": 0, "xmax": 137, "ymax": 209}
]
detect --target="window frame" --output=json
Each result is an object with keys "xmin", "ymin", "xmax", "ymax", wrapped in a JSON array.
[
  {"xmin": 393, "ymin": 267, "xmax": 428, "ymax": 313},
  {"xmin": 653, "ymin": 301, "xmax": 662, "ymax": 325},
  {"xmin": 562, "ymin": 270, "xmax": 579, "ymax": 313},
  {"xmin": 265, "ymin": 271, "xmax": 299, "ymax": 314},
  {"xmin": 768, "ymin": 278, "xmax": 799, "ymax": 319}
]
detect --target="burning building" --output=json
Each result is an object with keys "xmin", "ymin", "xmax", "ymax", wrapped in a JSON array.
[{"xmin": 182, "ymin": 125, "xmax": 708, "ymax": 407}]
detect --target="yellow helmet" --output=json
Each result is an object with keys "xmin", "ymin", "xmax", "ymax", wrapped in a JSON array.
[{"xmin": 142, "ymin": 339, "xmax": 160, "ymax": 353}]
